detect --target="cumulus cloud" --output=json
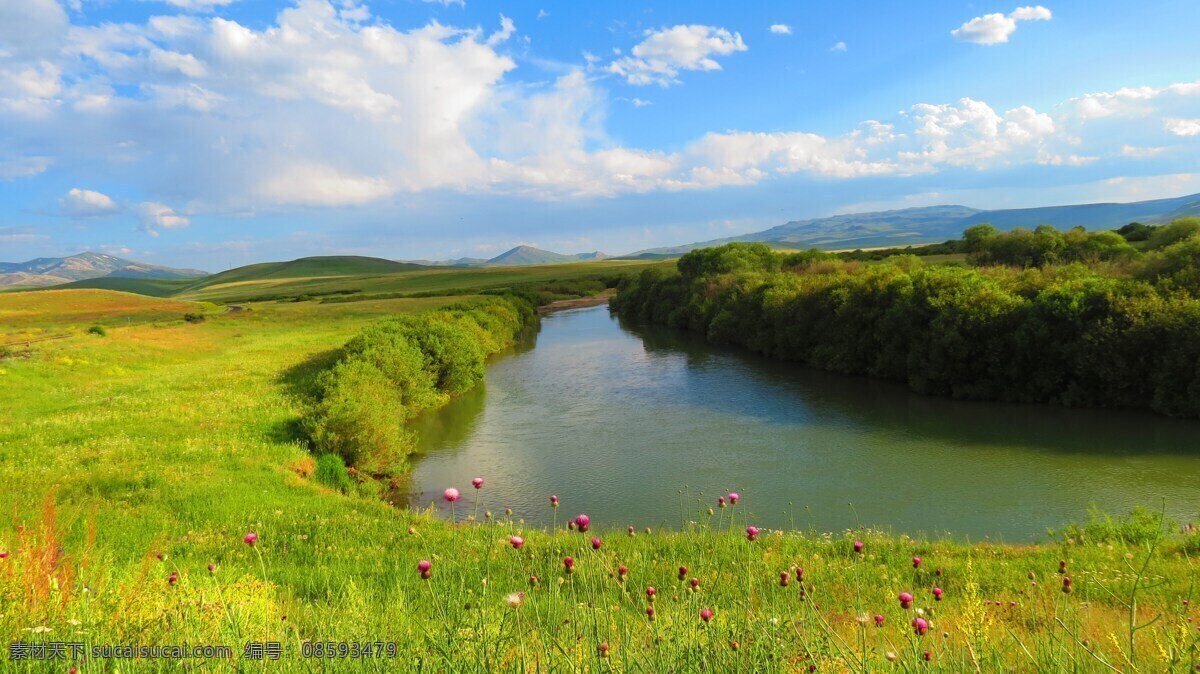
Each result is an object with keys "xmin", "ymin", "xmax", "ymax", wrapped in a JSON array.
[
  {"xmin": 62, "ymin": 188, "xmax": 119, "ymax": 216},
  {"xmin": 1, "ymin": 0, "xmax": 1198, "ymax": 216},
  {"xmin": 831, "ymin": 41, "xmax": 847, "ymax": 52},
  {"xmin": 952, "ymin": 5, "xmax": 1052, "ymax": 45},
  {"xmin": 1165, "ymin": 118, "xmax": 1200, "ymax": 137},
  {"xmin": 137, "ymin": 202, "xmax": 190, "ymax": 236},
  {"xmin": 609, "ymin": 25, "xmax": 747, "ymax": 86},
  {"xmin": 769, "ymin": 24, "xmax": 791, "ymax": 35}
]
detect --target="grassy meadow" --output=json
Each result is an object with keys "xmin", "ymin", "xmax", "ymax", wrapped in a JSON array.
[{"xmin": 1, "ymin": 279, "xmax": 1199, "ymax": 672}]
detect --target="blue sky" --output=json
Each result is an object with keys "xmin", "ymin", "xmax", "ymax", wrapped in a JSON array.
[{"xmin": 1, "ymin": 0, "xmax": 1198, "ymax": 270}]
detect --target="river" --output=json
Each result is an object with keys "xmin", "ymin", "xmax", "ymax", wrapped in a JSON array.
[{"xmin": 407, "ymin": 304, "xmax": 1200, "ymax": 541}]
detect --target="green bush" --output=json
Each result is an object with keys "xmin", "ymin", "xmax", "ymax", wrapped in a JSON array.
[
  {"xmin": 308, "ymin": 359, "xmax": 414, "ymax": 475},
  {"xmin": 87, "ymin": 325, "xmax": 107, "ymax": 336},
  {"xmin": 183, "ymin": 313, "xmax": 205, "ymax": 324},
  {"xmin": 313, "ymin": 453, "xmax": 354, "ymax": 493},
  {"xmin": 1059, "ymin": 506, "xmax": 1172, "ymax": 545}
]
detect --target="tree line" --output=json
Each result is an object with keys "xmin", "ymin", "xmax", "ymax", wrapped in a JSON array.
[{"xmin": 612, "ymin": 220, "xmax": 1200, "ymax": 419}]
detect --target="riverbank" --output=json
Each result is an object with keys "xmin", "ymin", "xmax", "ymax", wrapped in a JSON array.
[{"xmin": 536, "ymin": 287, "xmax": 615, "ymax": 314}]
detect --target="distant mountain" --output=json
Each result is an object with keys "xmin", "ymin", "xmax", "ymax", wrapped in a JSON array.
[
  {"xmin": 630, "ymin": 193, "xmax": 1200, "ymax": 256},
  {"xmin": 486, "ymin": 245, "xmax": 610, "ymax": 266},
  {"xmin": 401, "ymin": 257, "xmax": 490, "ymax": 267},
  {"xmin": 183, "ymin": 256, "xmax": 424, "ymax": 289},
  {"xmin": 0, "ymin": 252, "xmax": 207, "ymax": 288}
]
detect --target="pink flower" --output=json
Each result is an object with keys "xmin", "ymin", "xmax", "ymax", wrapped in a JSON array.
[
  {"xmin": 912, "ymin": 556, "xmax": 922, "ymax": 568},
  {"xmin": 779, "ymin": 571, "xmax": 789, "ymax": 587},
  {"xmin": 472, "ymin": 477, "xmax": 484, "ymax": 489},
  {"xmin": 898, "ymin": 591, "xmax": 914, "ymax": 609},
  {"xmin": 746, "ymin": 526, "xmax": 759, "ymax": 541},
  {"xmin": 628, "ymin": 525, "xmax": 635, "ymax": 535},
  {"xmin": 933, "ymin": 587, "xmax": 943, "ymax": 601},
  {"xmin": 0, "ymin": 551, "xmax": 7, "ymax": 559},
  {"xmin": 678, "ymin": 565, "xmax": 688, "ymax": 580},
  {"xmin": 717, "ymin": 496, "xmax": 726, "ymax": 508},
  {"xmin": 591, "ymin": 537, "xmax": 602, "ymax": 550},
  {"xmin": 645, "ymin": 586, "xmax": 657, "ymax": 599},
  {"xmin": 417, "ymin": 560, "xmax": 432, "ymax": 579},
  {"xmin": 575, "ymin": 514, "xmax": 590, "ymax": 532},
  {"xmin": 690, "ymin": 578, "xmax": 700, "ymax": 591},
  {"xmin": 207, "ymin": 563, "xmax": 215, "ymax": 573},
  {"xmin": 243, "ymin": 532, "xmax": 258, "ymax": 547},
  {"xmin": 853, "ymin": 540, "xmax": 864, "ymax": 553},
  {"xmin": 700, "ymin": 608, "xmax": 714, "ymax": 623},
  {"xmin": 727, "ymin": 492, "xmax": 740, "ymax": 505},
  {"xmin": 509, "ymin": 535, "xmax": 525, "ymax": 549},
  {"xmin": 874, "ymin": 614, "xmax": 885, "ymax": 627},
  {"xmin": 795, "ymin": 567, "xmax": 804, "ymax": 580},
  {"xmin": 563, "ymin": 556, "xmax": 575, "ymax": 572},
  {"xmin": 550, "ymin": 495, "xmax": 559, "ymax": 506},
  {"xmin": 646, "ymin": 605, "xmax": 655, "ymax": 620},
  {"xmin": 912, "ymin": 617, "xmax": 928, "ymax": 635},
  {"xmin": 618, "ymin": 565, "xmax": 628, "ymax": 577},
  {"xmin": 444, "ymin": 488, "xmax": 461, "ymax": 502}
]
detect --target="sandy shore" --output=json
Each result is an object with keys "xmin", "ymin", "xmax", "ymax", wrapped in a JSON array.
[{"xmin": 537, "ymin": 288, "xmax": 616, "ymax": 314}]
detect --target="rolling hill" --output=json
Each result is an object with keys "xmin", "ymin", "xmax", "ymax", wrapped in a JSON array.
[
  {"xmin": 631, "ymin": 192, "xmax": 1200, "ymax": 255},
  {"xmin": 0, "ymin": 252, "xmax": 208, "ymax": 288},
  {"xmin": 485, "ymin": 246, "xmax": 609, "ymax": 265}
]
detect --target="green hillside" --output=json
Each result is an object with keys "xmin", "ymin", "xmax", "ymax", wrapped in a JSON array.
[
  {"xmin": 51, "ymin": 276, "xmax": 201, "ymax": 298},
  {"xmin": 187, "ymin": 255, "xmax": 424, "ymax": 288}
]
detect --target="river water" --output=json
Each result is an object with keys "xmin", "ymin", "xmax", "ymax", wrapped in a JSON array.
[{"xmin": 408, "ymin": 305, "xmax": 1200, "ymax": 541}]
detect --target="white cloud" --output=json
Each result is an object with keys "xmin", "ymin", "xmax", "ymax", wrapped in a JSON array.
[
  {"xmin": 63, "ymin": 188, "xmax": 119, "ymax": 216},
  {"xmin": 137, "ymin": 202, "xmax": 190, "ymax": 236},
  {"xmin": 831, "ymin": 41, "xmax": 847, "ymax": 52},
  {"xmin": 259, "ymin": 164, "xmax": 395, "ymax": 206},
  {"xmin": 1121, "ymin": 145, "xmax": 1166, "ymax": 158},
  {"xmin": 769, "ymin": 24, "xmax": 791, "ymax": 35},
  {"xmin": 0, "ymin": 156, "xmax": 53, "ymax": 181},
  {"xmin": 537, "ymin": 9, "xmax": 548, "ymax": 20},
  {"xmin": 609, "ymin": 25, "xmax": 747, "ymax": 86},
  {"xmin": 952, "ymin": 5, "xmax": 1052, "ymax": 45},
  {"xmin": 629, "ymin": 98, "xmax": 652, "ymax": 107},
  {"xmin": 152, "ymin": 0, "xmax": 239, "ymax": 10},
  {"xmin": 1165, "ymin": 118, "xmax": 1200, "ymax": 137}
]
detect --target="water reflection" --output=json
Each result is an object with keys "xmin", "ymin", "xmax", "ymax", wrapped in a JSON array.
[{"xmin": 408, "ymin": 305, "xmax": 1200, "ymax": 540}]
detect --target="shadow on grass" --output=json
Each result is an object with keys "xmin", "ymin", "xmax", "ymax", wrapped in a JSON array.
[{"xmin": 271, "ymin": 347, "xmax": 343, "ymax": 444}]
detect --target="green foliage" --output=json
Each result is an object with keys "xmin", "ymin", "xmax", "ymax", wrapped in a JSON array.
[
  {"xmin": 183, "ymin": 312, "xmax": 205, "ymax": 323},
  {"xmin": 313, "ymin": 453, "xmax": 354, "ymax": 493},
  {"xmin": 613, "ymin": 241, "xmax": 1200, "ymax": 418},
  {"xmin": 1060, "ymin": 506, "xmax": 1172, "ymax": 545},
  {"xmin": 1146, "ymin": 217, "xmax": 1200, "ymax": 249},
  {"xmin": 306, "ymin": 296, "xmax": 538, "ymax": 475},
  {"xmin": 1117, "ymin": 221, "xmax": 1155, "ymax": 242},
  {"xmin": 87, "ymin": 325, "xmax": 107, "ymax": 336},
  {"xmin": 677, "ymin": 242, "xmax": 780, "ymax": 280}
]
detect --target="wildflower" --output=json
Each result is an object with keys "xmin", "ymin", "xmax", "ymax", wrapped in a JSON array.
[
  {"xmin": 207, "ymin": 564, "xmax": 215, "ymax": 574},
  {"xmin": 505, "ymin": 592, "xmax": 524, "ymax": 608},
  {"xmin": 935, "ymin": 568, "xmax": 942, "ymax": 576},
  {"xmin": 912, "ymin": 617, "xmax": 928, "ymax": 635},
  {"xmin": 244, "ymin": 532, "xmax": 258, "ymax": 547},
  {"xmin": 591, "ymin": 537, "xmax": 602, "ymax": 550},
  {"xmin": 444, "ymin": 488, "xmax": 461, "ymax": 503},
  {"xmin": 485, "ymin": 511, "xmax": 492, "ymax": 520},
  {"xmin": 718, "ymin": 496, "xmax": 726, "ymax": 508},
  {"xmin": 505, "ymin": 508, "xmax": 513, "ymax": 516},
  {"xmin": 898, "ymin": 591, "xmax": 914, "ymax": 609},
  {"xmin": 874, "ymin": 614, "xmax": 885, "ymax": 627},
  {"xmin": 599, "ymin": 643, "xmax": 610, "ymax": 658},
  {"xmin": 575, "ymin": 515, "xmax": 590, "ymax": 532},
  {"xmin": 646, "ymin": 586, "xmax": 657, "ymax": 600},
  {"xmin": 730, "ymin": 640, "xmax": 739, "ymax": 651},
  {"xmin": 1062, "ymin": 576, "xmax": 1072, "ymax": 594},
  {"xmin": 932, "ymin": 587, "xmax": 943, "ymax": 601},
  {"xmin": 1057, "ymin": 560, "xmax": 1067, "ymax": 574},
  {"xmin": 853, "ymin": 540, "xmax": 864, "ymax": 553},
  {"xmin": 550, "ymin": 495, "xmax": 559, "ymax": 507},
  {"xmin": 646, "ymin": 605, "xmax": 655, "ymax": 620},
  {"xmin": 746, "ymin": 526, "xmax": 759, "ymax": 541},
  {"xmin": 563, "ymin": 556, "xmax": 575, "ymax": 573},
  {"xmin": 407, "ymin": 527, "xmax": 416, "ymax": 535},
  {"xmin": 618, "ymin": 565, "xmax": 628, "ymax": 577},
  {"xmin": 678, "ymin": 565, "xmax": 688, "ymax": 580},
  {"xmin": 795, "ymin": 567, "xmax": 804, "ymax": 580},
  {"xmin": 727, "ymin": 492, "xmax": 740, "ymax": 504},
  {"xmin": 690, "ymin": 578, "xmax": 700, "ymax": 592},
  {"xmin": 156, "ymin": 552, "xmax": 165, "ymax": 561},
  {"xmin": 708, "ymin": 508, "xmax": 714, "ymax": 516},
  {"xmin": 923, "ymin": 650, "xmax": 931, "ymax": 661},
  {"xmin": 529, "ymin": 575, "xmax": 538, "ymax": 586},
  {"xmin": 700, "ymin": 608, "xmax": 714, "ymax": 623},
  {"xmin": 0, "ymin": 551, "xmax": 7, "ymax": 559},
  {"xmin": 168, "ymin": 572, "xmax": 178, "ymax": 586},
  {"xmin": 472, "ymin": 477, "xmax": 484, "ymax": 489},
  {"xmin": 780, "ymin": 571, "xmax": 789, "ymax": 587},
  {"xmin": 885, "ymin": 651, "xmax": 898, "ymax": 662},
  {"xmin": 628, "ymin": 525, "xmax": 635, "ymax": 535},
  {"xmin": 912, "ymin": 556, "xmax": 922, "ymax": 568},
  {"xmin": 509, "ymin": 535, "xmax": 525, "ymax": 549},
  {"xmin": 418, "ymin": 560, "xmax": 432, "ymax": 580}
]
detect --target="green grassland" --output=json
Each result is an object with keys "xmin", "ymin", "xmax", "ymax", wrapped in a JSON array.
[{"xmin": 1, "ymin": 286, "xmax": 1198, "ymax": 672}]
